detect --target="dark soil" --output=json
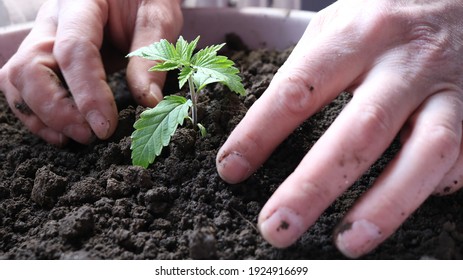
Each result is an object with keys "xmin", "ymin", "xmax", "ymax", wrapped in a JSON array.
[{"xmin": 1, "ymin": 43, "xmax": 462, "ymax": 260}]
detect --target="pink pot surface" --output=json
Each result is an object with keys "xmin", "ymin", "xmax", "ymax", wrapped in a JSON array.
[{"xmin": 0, "ymin": 7, "xmax": 314, "ymax": 68}]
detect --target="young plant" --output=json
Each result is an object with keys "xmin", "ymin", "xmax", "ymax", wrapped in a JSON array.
[{"xmin": 127, "ymin": 36, "xmax": 246, "ymax": 168}]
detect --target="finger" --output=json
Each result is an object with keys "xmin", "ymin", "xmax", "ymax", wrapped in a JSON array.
[
  {"xmin": 53, "ymin": 0, "xmax": 118, "ymax": 140},
  {"xmin": 215, "ymin": 0, "xmax": 408, "ymax": 184},
  {"xmin": 2, "ymin": 1, "xmax": 93, "ymax": 145},
  {"xmin": 8, "ymin": 58, "xmax": 93, "ymax": 144},
  {"xmin": 126, "ymin": 0, "xmax": 183, "ymax": 107},
  {"xmin": 215, "ymin": 22, "xmax": 372, "ymax": 184},
  {"xmin": 1, "ymin": 67, "xmax": 67, "ymax": 145},
  {"xmin": 334, "ymin": 91, "xmax": 462, "ymax": 258},
  {"xmin": 434, "ymin": 127, "xmax": 463, "ymax": 195},
  {"xmin": 256, "ymin": 66, "xmax": 426, "ymax": 248}
]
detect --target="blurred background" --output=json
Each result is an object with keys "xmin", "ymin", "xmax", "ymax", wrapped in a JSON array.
[
  {"xmin": 301, "ymin": 0, "xmax": 336, "ymax": 11},
  {"xmin": 1, "ymin": 0, "xmax": 336, "ymax": 27},
  {"xmin": 183, "ymin": 0, "xmax": 336, "ymax": 10}
]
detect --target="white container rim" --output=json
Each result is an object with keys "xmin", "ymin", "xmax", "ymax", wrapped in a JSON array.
[{"xmin": 0, "ymin": 7, "xmax": 314, "ymax": 68}]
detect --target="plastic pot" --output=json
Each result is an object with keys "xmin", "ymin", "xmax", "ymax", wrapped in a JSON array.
[{"xmin": 0, "ymin": 7, "xmax": 314, "ymax": 68}]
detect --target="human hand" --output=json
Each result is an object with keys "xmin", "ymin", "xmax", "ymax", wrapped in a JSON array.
[
  {"xmin": 0, "ymin": 0, "xmax": 182, "ymax": 145},
  {"xmin": 216, "ymin": 0, "xmax": 463, "ymax": 258}
]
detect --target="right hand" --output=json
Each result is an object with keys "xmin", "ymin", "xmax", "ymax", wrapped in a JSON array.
[{"xmin": 217, "ymin": 0, "xmax": 463, "ymax": 258}]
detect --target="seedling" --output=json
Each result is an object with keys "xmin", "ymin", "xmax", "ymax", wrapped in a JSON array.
[{"xmin": 127, "ymin": 36, "xmax": 245, "ymax": 168}]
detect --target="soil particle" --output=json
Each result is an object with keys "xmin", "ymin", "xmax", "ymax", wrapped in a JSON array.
[
  {"xmin": 14, "ymin": 101, "xmax": 32, "ymax": 116},
  {"xmin": 144, "ymin": 186, "xmax": 171, "ymax": 214},
  {"xmin": 189, "ymin": 226, "xmax": 217, "ymax": 259},
  {"xmin": 62, "ymin": 177, "xmax": 105, "ymax": 205},
  {"xmin": 31, "ymin": 165, "xmax": 68, "ymax": 208},
  {"xmin": 58, "ymin": 206, "xmax": 94, "ymax": 242},
  {"xmin": 277, "ymin": 221, "xmax": 290, "ymax": 231}
]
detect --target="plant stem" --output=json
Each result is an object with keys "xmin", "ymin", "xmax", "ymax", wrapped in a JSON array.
[{"xmin": 188, "ymin": 76, "xmax": 198, "ymax": 126}]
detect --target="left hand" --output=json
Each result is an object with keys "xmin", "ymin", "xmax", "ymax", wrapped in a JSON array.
[{"xmin": 0, "ymin": 0, "xmax": 182, "ymax": 145}]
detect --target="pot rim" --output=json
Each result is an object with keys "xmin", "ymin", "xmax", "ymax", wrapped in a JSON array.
[
  {"xmin": 181, "ymin": 7, "xmax": 313, "ymax": 50},
  {"xmin": 0, "ymin": 7, "xmax": 314, "ymax": 68}
]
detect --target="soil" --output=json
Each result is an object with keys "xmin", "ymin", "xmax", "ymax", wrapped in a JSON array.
[{"xmin": 1, "ymin": 41, "xmax": 462, "ymax": 260}]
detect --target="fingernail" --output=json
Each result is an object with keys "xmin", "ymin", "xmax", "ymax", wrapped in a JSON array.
[
  {"xmin": 63, "ymin": 124, "xmax": 93, "ymax": 144},
  {"xmin": 258, "ymin": 207, "xmax": 305, "ymax": 248},
  {"xmin": 335, "ymin": 219, "xmax": 382, "ymax": 258},
  {"xmin": 216, "ymin": 151, "xmax": 251, "ymax": 184},
  {"xmin": 87, "ymin": 110, "xmax": 110, "ymax": 139},
  {"xmin": 149, "ymin": 83, "xmax": 163, "ymax": 105}
]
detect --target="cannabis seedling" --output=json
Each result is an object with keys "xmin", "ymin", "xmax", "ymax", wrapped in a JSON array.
[{"xmin": 127, "ymin": 36, "xmax": 245, "ymax": 168}]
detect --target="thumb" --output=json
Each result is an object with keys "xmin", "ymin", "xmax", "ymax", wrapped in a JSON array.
[{"xmin": 126, "ymin": 1, "xmax": 183, "ymax": 107}]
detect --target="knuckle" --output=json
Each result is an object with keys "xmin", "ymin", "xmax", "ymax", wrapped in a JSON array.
[
  {"xmin": 377, "ymin": 191, "xmax": 410, "ymax": 219},
  {"xmin": 138, "ymin": 1, "xmax": 183, "ymax": 39},
  {"xmin": 300, "ymin": 181, "xmax": 333, "ymax": 205},
  {"xmin": 349, "ymin": 101, "xmax": 393, "ymax": 148},
  {"xmin": 273, "ymin": 70, "xmax": 317, "ymax": 118},
  {"xmin": 7, "ymin": 58, "xmax": 32, "ymax": 90},
  {"xmin": 76, "ymin": 95, "xmax": 98, "ymax": 113},
  {"xmin": 54, "ymin": 37, "xmax": 97, "ymax": 70},
  {"xmin": 8, "ymin": 54, "xmax": 54, "ymax": 94},
  {"xmin": 336, "ymin": 2, "xmax": 405, "ymax": 44},
  {"xmin": 425, "ymin": 122, "xmax": 461, "ymax": 155},
  {"xmin": 8, "ymin": 41, "xmax": 56, "ymax": 84},
  {"xmin": 359, "ymin": 102, "xmax": 392, "ymax": 133},
  {"xmin": 30, "ymin": 99, "xmax": 54, "ymax": 124}
]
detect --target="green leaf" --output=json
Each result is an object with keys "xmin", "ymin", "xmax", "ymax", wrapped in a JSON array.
[
  {"xmin": 127, "ymin": 36, "xmax": 245, "ymax": 95},
  {"xmin": 178, "ymin": 66, "xmax": 194, "ymax": 89},
  {"xmin": 176, "ymin": 36, "xmax": 200, "ymax": 63},
  {"xmin": 128, "ymin": 36, "xmax": 246, "ymax": 167},
  {"xmin": 197, "ymin": 123, "xmax": 207, "ymax": 137},
  {"xmin": 126, "ymin": 39, "xmax": 177, "ymax": 62},
  {"xmin": 127, "ymin": 36, "xmax": 202, "ymax": 80},
  {"xmin": 191, "ymin": 45, "xmax": 246, "ymax": 95},
  {"xmin": 131, "ymin": 96, "xmax": 192, "ymax": 168},
  {"xmin": 191, "ymin": 43, "xmax": 226, "ymax": 66},
  {"xmin": 149, "ymin": 61, "xmax": 179, "ymax": 72}
]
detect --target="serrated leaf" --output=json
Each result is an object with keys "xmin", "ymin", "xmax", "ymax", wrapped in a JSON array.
[
  {"xmin": 126, "ymin": 39, "xmax": 177, "ymax": 62},
  {"xmin": 128, "ymin": 36, "xmax": 246, "ymax": 167},
  {"xmin": 131, "ymin": 96, "xmax": 192, "ymax": 168},
  {"xmin": 176, "ymin": 36, "xmax": 199, "ymax": 63},
  {"xmin": 192, "ymin": 54, "xmax": 245, "ymax": 95},
  {"xmin": 191, "ymin": 43, "xmax": 226, "ymax": 66},
  {"xmin": 178, "ymin": 66, "xmax": 194, "ymax": 89},
  {"xmin": 149, "ymin": 61, "xmax": 179, "ymax": 72}
]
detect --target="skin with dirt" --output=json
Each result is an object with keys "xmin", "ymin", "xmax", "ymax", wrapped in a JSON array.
[{"xmin": 0, "ymin": 43, "xmax": 462, "ymax": 259}]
